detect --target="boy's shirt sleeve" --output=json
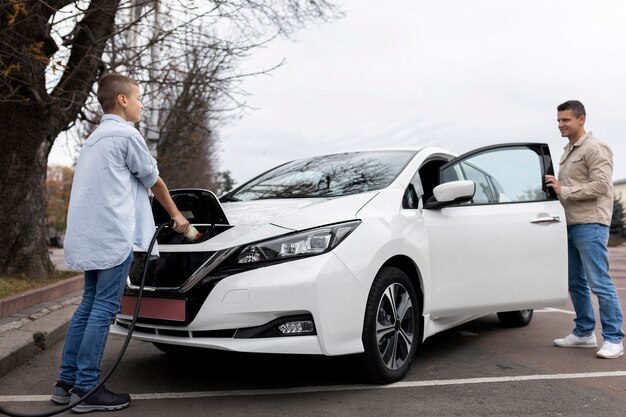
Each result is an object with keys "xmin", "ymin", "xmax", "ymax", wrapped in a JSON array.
[{"xmin": 126, "ymin": 133, "xmax": 159, "ymax": 188}]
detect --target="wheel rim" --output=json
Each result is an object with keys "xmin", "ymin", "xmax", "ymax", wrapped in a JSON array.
[{"xmin": 376, "ymin": 283, "xmax": 415, "ymax": 370}]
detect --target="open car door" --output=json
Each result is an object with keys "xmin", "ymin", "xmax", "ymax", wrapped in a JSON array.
[{"xmin": 422, "ymin": 143, "xmax": 568, "ymax": 318}]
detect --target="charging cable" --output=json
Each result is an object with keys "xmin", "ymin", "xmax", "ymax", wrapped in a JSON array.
[{"xmin": 0, "ymin": 220, "xmax": 173, "ymax": 417}]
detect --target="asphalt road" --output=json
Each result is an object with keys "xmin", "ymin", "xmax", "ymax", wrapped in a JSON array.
[{"xmin": 1, "ymin": 248, "xmax": 625, "ymax": 417}]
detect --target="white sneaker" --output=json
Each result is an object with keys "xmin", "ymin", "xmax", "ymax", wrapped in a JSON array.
[
  {"xmin": 553, "ymin": 333, "xmax": 597, "ymax": 348},
  {"xmin": 596, "ymin": 341, "xmax": 624, "ymax": 359}
]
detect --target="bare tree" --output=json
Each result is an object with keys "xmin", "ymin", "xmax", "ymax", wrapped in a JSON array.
[
  {"xmin": 156, "ymin": 51, "xmax": 221, "ymax": 190},
  {"xmin": 0, "ymin": 0, "xmax": 341, "ymax": 279},
  {"xmin": 215, "ymin": 170, "xmax": 236, "ymax": 195}
]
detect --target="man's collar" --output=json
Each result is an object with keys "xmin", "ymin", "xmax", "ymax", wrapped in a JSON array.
[{"xmin": 571, "ymin": 131, "xmax": 592, "ymax": 148}]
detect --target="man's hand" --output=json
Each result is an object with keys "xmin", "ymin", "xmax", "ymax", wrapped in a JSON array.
[{"xmin": 545, "ymin": 175, "xmax": 561, "ymax": 196}]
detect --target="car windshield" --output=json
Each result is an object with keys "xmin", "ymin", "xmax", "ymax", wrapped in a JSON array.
[{"xmin": 227, "ymin": 151, "xmax": 417, "ymax": 201}]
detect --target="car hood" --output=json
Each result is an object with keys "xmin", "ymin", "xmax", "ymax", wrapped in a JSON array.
[
  {"xmin": 222, "ymin": 192, "xmax": 378, "ymax": 229},
  {"xmin": 158, "ymin": 191, "xmax": 378, "ymax": 251}
]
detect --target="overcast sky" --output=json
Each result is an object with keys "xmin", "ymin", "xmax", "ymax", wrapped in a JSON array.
[{"xmin": 50, "ymin": 0, "xmax": 626, "ymax": 185}]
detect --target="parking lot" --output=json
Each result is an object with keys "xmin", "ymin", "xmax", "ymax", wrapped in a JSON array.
[{"xmin": 1, "ymin": 247, "xmax": 625, "ymax": 416}]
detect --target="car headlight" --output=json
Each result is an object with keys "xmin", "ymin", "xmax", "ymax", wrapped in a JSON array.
[{"xmin": 236, "ymin": 220, "xmax": 361, "ymax": 264}]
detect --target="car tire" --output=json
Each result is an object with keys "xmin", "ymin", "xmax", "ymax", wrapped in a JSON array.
[
  {"xmin": 355, "ymin": 266, "xmax": 419, "ymax": 384},
  {"xmin": 497, "ymin": 309, "xmax": 533, "ymax": 327}
]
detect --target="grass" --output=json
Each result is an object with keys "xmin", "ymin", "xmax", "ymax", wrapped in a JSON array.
[{"xmin": 0, "ymin": 270, "xmax": 79, "ymax": 299}]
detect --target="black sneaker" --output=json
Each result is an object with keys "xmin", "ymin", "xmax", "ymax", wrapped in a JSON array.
[
  {"xmin": 50, "ymin": 380, "xmax": 73, "ymax": 405},
  {"xmin": 70, "ymin": 385, "xmax": 131, "ymax": 413}
]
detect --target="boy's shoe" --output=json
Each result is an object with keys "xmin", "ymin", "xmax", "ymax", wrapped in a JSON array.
[
  {"xmin": 553, "ymin": 333, "xmax": 597, "ymax": 348},
  {"xmin": 70, "ymin": 385, "xmax": 131, "ymax": 413},
  {"xmin": 596, "ymin": 341, "xmax": 624, "ymax": 359},
  {"xmin": 50, "ymin": 380, "xmax": 73, "ymax": 405}
]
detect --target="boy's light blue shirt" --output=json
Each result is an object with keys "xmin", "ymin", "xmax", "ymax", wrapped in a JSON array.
[{"xmin": 64, "ymin": 114, "xmax": 159, "ymax": 270}]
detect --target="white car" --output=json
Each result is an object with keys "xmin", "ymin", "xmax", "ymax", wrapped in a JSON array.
[{"xmin": 112, "ymin": 143, "xmax": 568, "ymax": 383}]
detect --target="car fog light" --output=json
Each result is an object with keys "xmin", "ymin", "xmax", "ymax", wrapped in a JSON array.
[{"xmin": 278, "ymin": 320, "xmax": 314, "ymax": 335}]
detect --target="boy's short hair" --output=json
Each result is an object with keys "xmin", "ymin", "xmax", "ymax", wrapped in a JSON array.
[
  {"xmin": 557, "ymin": 100, "xmax": 586, "ymax": 118},
  {"xmin": 97, "ymin": 73, "xmax": 138, "ymax": 113}
]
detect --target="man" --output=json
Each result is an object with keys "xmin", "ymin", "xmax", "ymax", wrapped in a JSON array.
[
  {"xmin": 50, "ymin": 73, "xmax": 190, "ymax": 412},
  {"xmin": 545, "ymin": 100, "xmax": 624, "ymax": 359}
]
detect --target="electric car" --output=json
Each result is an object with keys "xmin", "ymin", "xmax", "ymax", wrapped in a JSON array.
[{"xmin": 111, "ymin": 143, "xmax": 568, "ymax": 383}]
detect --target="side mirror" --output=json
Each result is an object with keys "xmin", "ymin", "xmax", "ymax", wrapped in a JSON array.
[{"xmin": 424, "ymin": 180, "xmax": 475, "ymax": 209}]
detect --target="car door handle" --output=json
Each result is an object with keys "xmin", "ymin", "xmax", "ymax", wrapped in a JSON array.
[{"xmin": 530, "ymin": 216, "xmax": 561, "ymax": 224}]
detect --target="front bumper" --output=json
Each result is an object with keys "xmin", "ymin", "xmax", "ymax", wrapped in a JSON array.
[{"xmin": 111, "ymin": 252, "xmax": 369, "ymax": 356}]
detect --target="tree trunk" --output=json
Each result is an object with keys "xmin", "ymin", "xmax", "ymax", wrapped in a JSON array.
[
  {"xmin": 0, "ymin": 102, "xmax": 55, "ymax": 278},
  {"xmin": 0, "ymin": 0, "xmax": 119, "ymax": 279}
]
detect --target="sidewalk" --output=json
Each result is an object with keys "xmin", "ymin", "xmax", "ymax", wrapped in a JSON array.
[{"xmin": 0, "ymin": 248, "xmax": 83, "ymax": 377}]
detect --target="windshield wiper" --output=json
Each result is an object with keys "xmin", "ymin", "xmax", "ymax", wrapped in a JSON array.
[{"xmin": 220, "ymin": 195, "xmax": 240, "ymax": 202}]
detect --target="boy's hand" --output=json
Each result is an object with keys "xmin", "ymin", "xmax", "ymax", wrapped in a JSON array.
[
  {"xmin": 171, "ymin": 213, "xmax": 190, "ymax": 234},
  {"xmin": 150, "ymin": 177, "xmax": 190, "ymax": 234}
]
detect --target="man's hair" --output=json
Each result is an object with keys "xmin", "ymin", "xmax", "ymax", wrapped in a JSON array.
[
  {"xmin": 97, "ymin": 73, "xmax": 138, "ymax": 113},
  {"xmin": 557, "ymin": 100, "xmax": 586, "ymax": 118}
]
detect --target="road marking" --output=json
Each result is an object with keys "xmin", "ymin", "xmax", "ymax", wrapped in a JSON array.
[
  {"xmin": 535, "ymin": 308, "xmax": 575, "ymax": 315},
  {"xmin": 2, "ymin": 371, "xmax": 626, "ymax": 403}
]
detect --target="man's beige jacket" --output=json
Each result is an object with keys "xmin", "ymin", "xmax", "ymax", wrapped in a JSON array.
[{"xmin": 558, "ymin": 131, "xmax": 614, "ymax": 226}]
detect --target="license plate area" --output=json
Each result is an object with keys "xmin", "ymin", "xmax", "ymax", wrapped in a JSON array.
[{"xmin": 119, "ymin": 295, "xmax": 186, "ymax": 323}]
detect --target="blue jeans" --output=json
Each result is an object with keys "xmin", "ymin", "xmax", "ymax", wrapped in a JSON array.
[
  {"xmin": 567, "ymin": 224, "xmax": 624, "ymax": 343},
  {"xmin": 58, "ymin": 252, "xmax": 133, "ymax": 391}
]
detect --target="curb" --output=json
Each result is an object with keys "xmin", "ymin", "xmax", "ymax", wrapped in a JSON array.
[
  {"xmin": 0, "ymin": 302, "xmax": 79, "ymax": 377},
  {"xmin": 0, "ymin": 274, "xmax": 83, "ymax": 320},
  {"xmin": 0, "ymin": 276, "xmax": 84, "ymax": 378}
]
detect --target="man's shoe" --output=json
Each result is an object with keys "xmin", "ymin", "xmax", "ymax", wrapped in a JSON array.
[
  {"xmin": 50, "ymin": 380, "xmax": 73, "ymax": 405},
  {"xmin": 596, "ymin": 341, "xmax": 624, "ymax": 359},
  {"xmin": 553, "ymin": 333, "xmax": 597, "ymax": 348},
  {"xmin": 70, "ymin": 385, "xmax": 131, "ymax": 413}
]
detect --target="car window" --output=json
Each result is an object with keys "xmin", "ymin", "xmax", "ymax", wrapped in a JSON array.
[
  {"xmin": 228, "ymin": 151, "xmax": 417, "ymax": 201},
  {"xmin": 413, "ymin": 157, "xmax": 450, "ymax": 207},
  {"xmin": 402, "ymin": 184, "xmax": 420, "ymax": 209},
  {"xmin": 441, "ymin": 146, "xmax": 550, "ymax": 205},
  {"xmin": 458, "ymin": 161, "xmax": 496, "ymax": 204}
]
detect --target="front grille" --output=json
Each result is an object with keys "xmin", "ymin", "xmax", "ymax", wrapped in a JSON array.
[
  {"xmin": 128, "ymin": 251, "xmax": 215, "ymax": 289},
  {"xmin": 115, "ymin": 315, "xmax": 314, "ymax": 339},
  {"xmin": 192, "ymin": 329, "xmax": 238, "ymax": 338},
  {"xmin": 115, "ymin": 320, "xmax": 236, "ymax": 338},
  {"xmin": 115, "ymin": 322, "xmax": 157, "ymax": 334},
  {"xmin": 159, "ymin": 328, "xmax": 193, "ymax": 338}
]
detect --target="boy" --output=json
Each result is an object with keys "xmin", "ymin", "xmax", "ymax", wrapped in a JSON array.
[{"xmin": 51, "ymin": 73, "xmax": 190, "ymax": 412}]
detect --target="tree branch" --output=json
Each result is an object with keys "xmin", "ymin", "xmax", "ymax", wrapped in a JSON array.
[{"xmin": 50, "ymin": 0, "xmax": 120, "ymax": 132}]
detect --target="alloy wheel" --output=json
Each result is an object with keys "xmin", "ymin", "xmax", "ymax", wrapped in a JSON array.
[{"xmin": 376, "ymin": 283, "xmax": 415, "ymax": 370}]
